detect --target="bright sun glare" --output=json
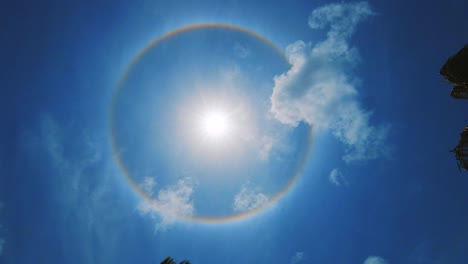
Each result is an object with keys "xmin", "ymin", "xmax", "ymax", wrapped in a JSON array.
[{"xmin": 201, "ymin": 111, "xmax": 230, "ymax": 139}]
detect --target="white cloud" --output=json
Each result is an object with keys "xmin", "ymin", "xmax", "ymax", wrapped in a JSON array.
[
  {"xmin": 291, "ymin": 252, "xmax": 304, "ymax": 264},
  {"xmin": 259, "ymin": 135, "xmax": 274, "ymax": 160},
  {"xmin": 140, "ymin": 176, "xmax": 157, "ymax": 196},
  {"xmin": 308, "ymin": 1, "xmax": 375, "ymax": 43},
  {"xmin": 233, "ymin": 184, "xmax": 269, "ymax": 212},
  {"xmin": 364, "ymin": 256, "xmax": 388, "ymax": 264},
  {"xmin": 270, "ymin": 1, "xmax": 389, "ymax": 162},
  {"xmin": 329, "ymin": 168, "xmax": 348, "ymax": 186},
  {"xmin": 138, "ymin": 178, "xmax": 195, "ymax": 230}
]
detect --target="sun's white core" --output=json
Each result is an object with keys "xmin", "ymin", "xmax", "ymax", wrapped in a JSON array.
[{"xmin": 201, "ymin": 111, "xmax": 230, "ymax": 139}]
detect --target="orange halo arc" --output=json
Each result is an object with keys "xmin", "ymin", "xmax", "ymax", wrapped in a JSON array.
[{"xmin": 109, "ymin": 23, "xmax": 315, "ymax": 224}]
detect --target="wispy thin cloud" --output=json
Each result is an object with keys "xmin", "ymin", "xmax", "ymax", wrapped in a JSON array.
[
  {"xmin": 140, "ymin": 176, "xmax": 157, "ymax": 196},
  {"xmin": 21, "ymin": 114, "xmax": 128, "ymax": 263},
  {"xmin": 38, "ymin": 114, "xmax": 103, "ymax": 180},
  {"xmin": 138, "ymin": 177, "xmax": 195, "ymax": 231},
  {"xmin": 364, "ymin": 256, "xmax": 388, "ymax": 264},
  {"xmin": 329, "ymin": 168, "xmax": 348, "ymax": 186},
  {"xmin": 407, "ymin": 240, "xmax": 442, "ymax": 264},
  {"xmin": 259, "ymin": 135, "xmax": 275, "ymax": 161},
  {"xmin": 234, "ymin": 42, "xmax": 251, "ymax": 58},
  {"xmin": 291, "ymin": 251, "xmax": 304, "ymax": 264},
  {"xmin": 270, "ymin": 1, "xmax": 390, "ymax": 163},
  {"xmin": 233, "ymin": 184, "xmax": 269, "ymax": 212}
]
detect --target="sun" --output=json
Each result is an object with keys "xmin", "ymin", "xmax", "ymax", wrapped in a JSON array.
[{"xmin": 201, "ymin": 110, "xmax": 230, "ymax": 139}]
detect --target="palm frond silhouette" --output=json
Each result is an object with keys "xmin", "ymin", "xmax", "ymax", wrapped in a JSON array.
[{"xmin": 160, "ymin": 256, "xmax": 191, "ymax": 264}]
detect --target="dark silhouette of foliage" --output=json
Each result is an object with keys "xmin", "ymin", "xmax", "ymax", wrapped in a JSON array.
[
  {"xmin": 441, "ymin": 44, "xmax": 468, "ymax": 99},
  {"xmin": 160, "ymin": 256, "xmax": 191, "ymax": 264},
  {"xmin": 440, "ymin": 44, "xmax": 468, "ymax": 171},
  {"xmin": 161, "ymin": 257, "xmax": 175, "ymax": 264},
  {"xmin": 451, "ymin": 126, "xmax": 468, "ymax": 171}
]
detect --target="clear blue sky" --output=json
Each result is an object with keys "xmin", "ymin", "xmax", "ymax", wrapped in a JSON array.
[{"xmin": 1, "ymin": 0, "xmax": 468, "ymax": 263}]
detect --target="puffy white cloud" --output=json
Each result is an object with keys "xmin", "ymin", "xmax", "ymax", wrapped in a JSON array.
[
  {"xmin": 329, "ymin": 168, "xmax": 348, "ymax": 186},
  {"xmin": 291, "ymin": 251, "xmax": 304, "ymax": 264},
  {"xmin": 364, "ymin": 256, "xmax": 388, "ymax": 264},
  {"xmin": 233, "ymin": 184, "xmax": 269, "ymax": 212},
  {"xmin": 270, "ymin": 1, "xmax": 389, "ymax": 162},
  {"xmin": 138, "ymin": 178, "xmax": 195, "ymax": 230}
]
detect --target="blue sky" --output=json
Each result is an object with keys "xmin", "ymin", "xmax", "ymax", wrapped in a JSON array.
[{"xmin": 2, "ymin": 0, "xmax": 468, "ymax": 263}]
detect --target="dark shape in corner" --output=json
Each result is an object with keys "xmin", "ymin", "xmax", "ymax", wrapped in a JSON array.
[
  {"xmin": 451, "ymin": 126, "xmax": 468, "ymax": 171},
  {"xmin": 161, "ymin": 257, "xmax": 191, "ymax": 264},
  {"xmin": 440, "ymin": 44, "xmax": 468, "ymax": 99}
]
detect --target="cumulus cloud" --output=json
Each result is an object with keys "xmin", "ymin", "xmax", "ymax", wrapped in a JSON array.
[
  {"xmin": 364, "ymin": 256, "xmax": 388, "ymax": 264},
  {"xmin": 270, "ymin": 1, "xmax": 389, "ymax": 163},
  {"xmin": 138, "ymin": 178, "xmax": 195, "ymax": 230},
  {"xmin": 233, "ymin": 184, "xmax": 269, "ymax": 212},
  {"xmin": 329, "ymin": 168, "xmax": 348, "ymax": 186},
  {"xmin": 291, "ymin": 252, "xmax": 304, "ymax": 264}
]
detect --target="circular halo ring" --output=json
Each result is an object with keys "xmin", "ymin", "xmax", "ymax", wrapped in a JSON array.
[{"xmin": 110, "ymin": 23, "xmax": 315, "ymax": 224}]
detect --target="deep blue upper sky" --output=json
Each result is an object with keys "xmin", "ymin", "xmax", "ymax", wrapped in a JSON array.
[{"xmin": 2, "ymin": 0, "xmax": 468, "ymax": 263}]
